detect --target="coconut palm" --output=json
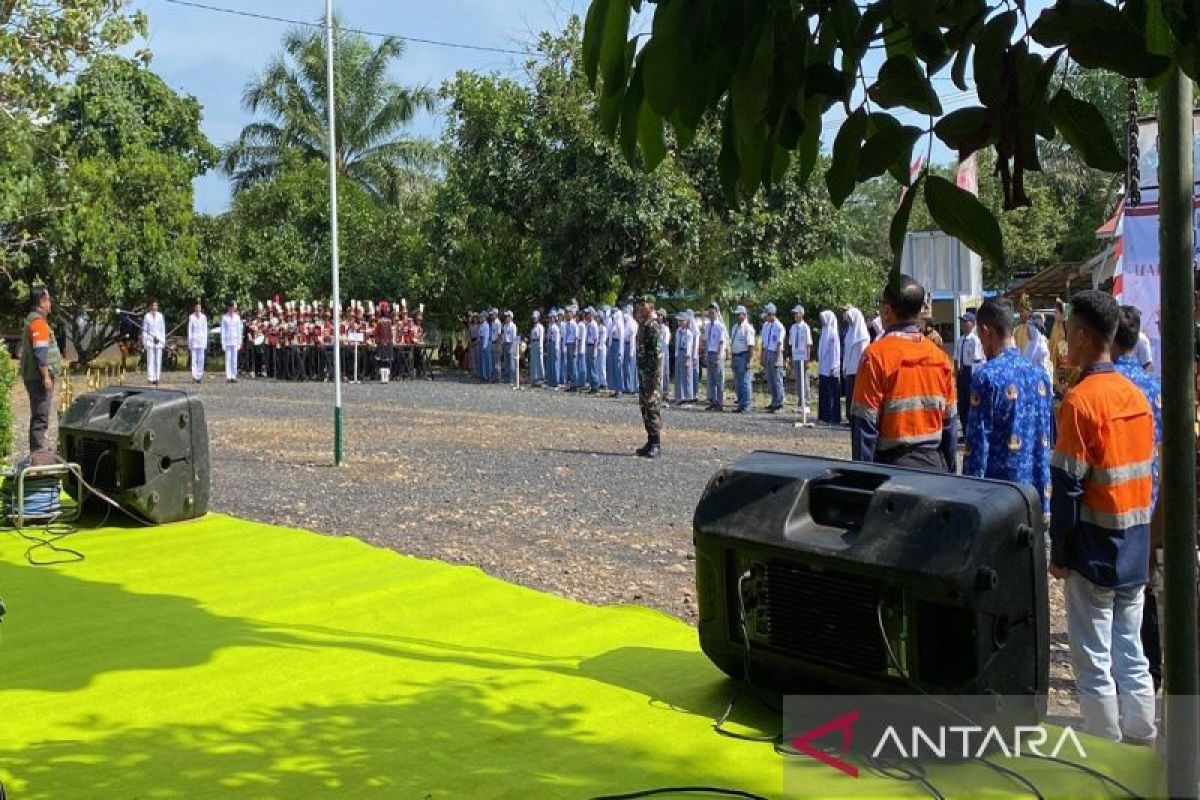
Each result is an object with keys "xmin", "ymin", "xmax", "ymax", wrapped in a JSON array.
[{"xmin": 223, "ymin": 19, "xmax": 437, "ymax": 205}]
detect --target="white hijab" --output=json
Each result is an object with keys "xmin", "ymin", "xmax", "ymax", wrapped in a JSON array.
[
  {"xmin": 818, "ymin": 310, "xmax": 842, "ymax": 376},
  {"xmin": 842, "ymin": 306, "xmax": 871, "ymax": 375}
]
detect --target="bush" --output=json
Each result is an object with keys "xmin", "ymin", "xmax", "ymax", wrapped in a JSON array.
[
  {"xmin": 755, "ymin": 254, "xmax": 885, "ymax": 322},
  {"xmin": 0, "ymin": 354, "xmax": 16, "ymax": 462}
]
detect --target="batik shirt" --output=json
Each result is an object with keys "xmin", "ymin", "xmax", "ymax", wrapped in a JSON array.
[
  {"xmin": 1114, "ymin": 353, "xmax": 1162, "ymax": 508},
  {"xmin": 964, "ymin": 347, "xmax": 1053, "ymax": 514}
]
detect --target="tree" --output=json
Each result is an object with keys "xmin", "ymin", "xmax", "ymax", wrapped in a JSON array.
[
  {"xmin": 432, "ymin": 21, "xmax": 706, "ymax": 311},
  {"xmin": 0, "ymin": 0, "xmax": 148, "ymax": 114},
  {"xmin": 581, "ymin": 0, "xmax": 1200, "ymax": 271},
  {"xmin": 223, "ymin": 19, "xmax": 437, "ymax": 205},
  {"xmin": 14, "ymin": 57, "xmax": 218, "ymax": 364},
  {"xmin": 200, "ymin": 159, "xmax": 437, "ymax": 311},
  {"xmin": 757, "ymin": 254, "xmax": 886, "ymax": 320}
]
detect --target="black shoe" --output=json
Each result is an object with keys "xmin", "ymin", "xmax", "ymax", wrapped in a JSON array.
[
  {"xmin": 636, "ymin": 440, "xmax": 661, "ymax": 458},
  {"xmin": 732, "ymin": 407, "xmax": 744, "ymax": 414}
]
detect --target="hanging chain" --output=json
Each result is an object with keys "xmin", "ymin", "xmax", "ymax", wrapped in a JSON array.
[{"xmin": 1126, "ymin": 78, "xmax": 1142, "ymax": 207}]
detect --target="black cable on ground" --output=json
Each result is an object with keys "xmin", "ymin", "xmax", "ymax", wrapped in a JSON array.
[{"xmin": 589, "ymin": 787, "xmax": 768, "ymax": 800}]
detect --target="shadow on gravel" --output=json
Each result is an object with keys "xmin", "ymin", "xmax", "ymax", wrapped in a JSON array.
[{"xmin": 539, "ymin": 448, "xmax": 636, "ymax": 458}]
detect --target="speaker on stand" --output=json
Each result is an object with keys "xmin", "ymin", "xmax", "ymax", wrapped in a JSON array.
[{"xmin": 58, "ymin": 386, "xmax": 210, "ymax": 524}]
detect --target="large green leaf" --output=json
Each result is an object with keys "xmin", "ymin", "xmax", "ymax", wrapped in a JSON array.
[
  {"xmin": 924, "ymin": 174, "xmax": 1004, "ymax": 268},
  {"xmin": 619, "ymin": 71, "xmax": 643, "ymax": 165},
  {"xmin": 1063, "ymin": 0, "xmax": 1171, "ymax": 77},
  {"xmin": 642, "ymin": 0, "xmax": 690, "ymax": 117},
  {"xmin": 1048, "ymin": 89, "xmax": 1127, "ymax": 172},
  {"xmin": 858, "ymin": 124, "xmax": 923, "ymax": 180},
  {"xmin": 582, "ymin": 0, "xmax": 608, "ymax": 89},
  {"xmin": 637, "ymin": 100, "xmax": 667, "ymax": 171},
  {"xmin": 825, "ymin": 108, "xmax": 867, "ymax": 207},
  {"xmin": 933, "ymin": 106, "xmax": 993, "ymax": 158},
  {"xmin": 973, "ymin": 11, "xmax": 1017, "ymax": 107},
  {"xmin": 867, "ymin": 55, "xmax": 942, "ymax": 115},
  {"xmin": 797, "ymin": 96, "xmax": 822, "ymax": 185},
  {"xmin": 890, "ymin": 173, "xmax": 924, "ymax": 276},
  {"xmin": 597, "ymin": 0, "xmax": 632, "ymax": 90}
]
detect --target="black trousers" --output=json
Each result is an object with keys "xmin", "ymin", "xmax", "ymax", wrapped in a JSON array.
[
  {"xmin": 876, "ymin": 446, "xmax": 948, "ymax": 473},
  {"xmin": 956, "ymin": 366, "xmax": 973, "ymax": 439},
  {"xmin": 25, "ymin": 379, "xmax": 53, "ymax": 451}
]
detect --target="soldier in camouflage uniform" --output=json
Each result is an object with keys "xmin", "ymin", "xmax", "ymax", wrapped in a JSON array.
[{"xmin": 634, "ymin": 295, "xmax": 663, "ymax": 458}]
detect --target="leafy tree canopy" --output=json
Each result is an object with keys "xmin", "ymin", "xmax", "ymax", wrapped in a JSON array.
[
  {"xmin": 223, "ymin": 17, "xmax": 437, "ymax": 206},
  {"xmin": 581, "ymin": 0, "xmax": 1198, "ymax": 271}
]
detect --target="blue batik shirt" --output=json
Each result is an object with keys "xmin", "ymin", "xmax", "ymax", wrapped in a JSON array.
[
  {"xmin": 964, "ymin": 347, "xmax": 1053, "ymax": 513},
  {"xmin": 1114, "ymin": 353, "xmax": 1162, "ymax": 508}
]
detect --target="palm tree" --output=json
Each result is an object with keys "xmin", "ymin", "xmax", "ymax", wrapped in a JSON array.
[{"xmin": 223, "ymin": 19, "xmax": 437, "ymax": 205}]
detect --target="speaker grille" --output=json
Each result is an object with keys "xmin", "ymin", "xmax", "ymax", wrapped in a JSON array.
[{"xmin": 759, "ymin": 561, "xmax": 887, "ymax": 675}]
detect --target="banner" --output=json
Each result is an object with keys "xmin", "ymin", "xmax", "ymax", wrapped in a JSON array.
[{"xmin": 1121, "ymin": 205, "xmax": 1163, "ymax": 371}]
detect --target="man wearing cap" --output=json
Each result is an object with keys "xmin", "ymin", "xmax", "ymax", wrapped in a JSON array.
[
  {"xmin": 760, "ymin": 303, "xmax": 787, "ymax": 411},
  {"xmin": 608, "ymin": 306, "xmax": 625, "ymax": 397},
  {"xmin": 501, "ymin": 310, "xmax": 518, "ymax": 384},
  {"xmin": 490, "ymin": 308, "xmax": 503, "ymax": 384},
  {"xmin": 729, "ymin": 305, "xmax": 755, "ymax": 413},
  {"xmin": 584, "ymin": 307, "xmax": 599, "ymax": 392},
  {"xmin": 547, "ymin": 309, "xmax": 561, "ymax": 388},
  {"xmin": 789, "ymin": 305, "xmax": 813, "ymax": 411},
  {"xmin": 954, "ymin": 310, "xmax": 985, "ymax": 438},
  {"xmin": 561, "ymin": 306, "xmax": 577, "ymax": 390},
  {"xmin": 704, "ymin": 302, "xmax": 728, "ymax": 410},
  {"xmin": 634, "ymin": 295, "xmax": 664, "ymax": 457}
]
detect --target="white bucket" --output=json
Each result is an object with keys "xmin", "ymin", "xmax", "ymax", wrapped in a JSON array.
[{"xmin": 379, "ymin": 367, "xmax": 391, "ymax": 384}]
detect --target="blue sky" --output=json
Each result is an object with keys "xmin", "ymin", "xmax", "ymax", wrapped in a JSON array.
[
  {"xmin": 133, "ymin": 0, "xmax": 596, "ymax": 213},
  {"xmin": 131, "ymin": 0, "xmax": 977, "ymax": 215}
]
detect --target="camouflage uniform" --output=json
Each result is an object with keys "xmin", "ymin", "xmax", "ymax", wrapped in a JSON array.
[{"xmin": 637, "ymin": 315, "xmax": 664, "ymax": 437}]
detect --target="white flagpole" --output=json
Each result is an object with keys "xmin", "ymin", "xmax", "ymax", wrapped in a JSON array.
[{"xmin": 325, "ymin": 0, "xmax": 344, "ymax": 466}]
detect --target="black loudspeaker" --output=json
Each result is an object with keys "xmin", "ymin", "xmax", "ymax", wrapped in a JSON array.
[
  {"xmin": 694, "ymin": 452, "xmax": 1048, "ymax": 697},
  {"xmin": 59, "ymin": 386, "xmax": 210, "ymax": 524}
]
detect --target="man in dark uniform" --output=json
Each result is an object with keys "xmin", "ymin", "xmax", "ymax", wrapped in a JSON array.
[
  {"xmin": 634, "ymin": 295, "xmax": 663, "ymax": 458},
  {"xmin": 20, "ymin": 286, "xmax": 61, "ymax": 452}
]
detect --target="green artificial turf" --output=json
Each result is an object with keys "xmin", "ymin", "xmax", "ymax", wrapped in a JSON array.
[{"xmin": 0, "ymin": 514, "xmax": 1165, "ymax": 798}]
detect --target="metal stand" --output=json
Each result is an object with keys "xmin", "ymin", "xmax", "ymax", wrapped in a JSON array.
[
  {"xmin": 794, "ymin": 363, "xmax": 814, "ymax": 428},
  {"xmin": 8, "ymin": 462, "xmax": 85, "ymax": 530}
]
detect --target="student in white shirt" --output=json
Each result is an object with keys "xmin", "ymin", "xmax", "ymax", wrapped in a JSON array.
[
  {"xmin": 760, "ymin": 303, "xmax": 787, "ymax": 411},
  {"xmin": 704, "ymin": 302, "xmax": 727, "ymax": 410},
  {"xmin": 528, "ymin": 311, "xmax": 545, "ymax": 387},
  {"xmin": 956, "ymin": 311, "xmax": 987, "ymax": 437},
  {"xmin": 729, "ymin": 305, "xmax": 755, "ymax": 413},
  {"xmin": 623, "ymin": 307, "xmax": 639, "ymax": 393},
  {"xmin": 788, "ymin": 305, "xmax": 813, "ymax": 411},
  {"xmin": 817, "ymin": 310, "xmax": 842, "ymax": 424},
  {"xmin": 220, "ymin": 302, "xmax": 243, "ymax": 383},
  {"xmin": 187, "ymin": 302, "xmax": 208, "ymax": 384},
  {"xmin": 546, "ymin": 310, "xmax": 561, "ymax": 388},
  {"xmin": 595, "ymin": 309, "xmax": 608, "ymax": 392},
  {"xmin": 674, "ymin": 311, "xmax": 695, "ymax": 403},
  {"xmin": 607, "ymin": 307, "xmax": 625, "ymax": 396},
  {"xmin": 501, "ymin": 310, "xmax": 518, "ymax": 385},
  {"xmin": 657, "ymin": 311, "xmax": 671, "ymax": 396},
  {"xmin": 142, "ymin": 300, "xmax": 166, "ymax": 386}
]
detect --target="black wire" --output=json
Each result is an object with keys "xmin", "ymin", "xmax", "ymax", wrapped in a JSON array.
[
  {"xmin": 1022, "ymin": 753, "xmax": 1141, "ymax": 799},
  {"xmin": 589, "ymin": 788, "xmax": 768, "ymax": 800},
  {"xmin": 159, "ymin": 0, "xmax": 537, "ymax": 56},
  {"xmin": 974, "ymin": 753, "xmax": 1045, "ymax": 800}
]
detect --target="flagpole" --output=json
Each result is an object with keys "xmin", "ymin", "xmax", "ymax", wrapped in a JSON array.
[{"xmin": 325, "ymin": 0, "xmax": 345, "ymax": 466}]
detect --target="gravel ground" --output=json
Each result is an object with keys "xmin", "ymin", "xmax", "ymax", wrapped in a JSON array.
[{"xmin": 7, "ymin": 369, "xmax": 1074, "ymax": 706}]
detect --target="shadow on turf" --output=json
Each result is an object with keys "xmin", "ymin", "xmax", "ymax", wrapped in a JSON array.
[
  {"xmin": 0, "ymin": 680, "xmax": 764, "ymax": 800},
  {"xmin": 0, "ymin": 559, "xmax": 734, "ymax": 718}
]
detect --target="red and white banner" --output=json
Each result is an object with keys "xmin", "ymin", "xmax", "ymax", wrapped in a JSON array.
[
  {"xmin": 1120, "ymin": 205, "xmax": 1163, "ymax": 370},
  {"xmin": 955, "ymin": 154, "xmax": 978, "ymax": 196}
]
